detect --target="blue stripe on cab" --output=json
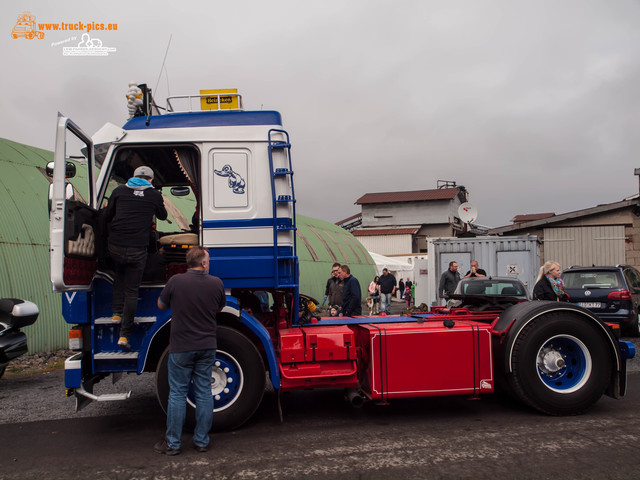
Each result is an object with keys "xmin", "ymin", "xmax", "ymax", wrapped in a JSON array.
[
  {"xmin": 123, "ymin": 111, "xmax": 282, "ymax": 130},
  {"xmin": 202, "ymin": 217, "xmax": 292, "ymax": 229}
]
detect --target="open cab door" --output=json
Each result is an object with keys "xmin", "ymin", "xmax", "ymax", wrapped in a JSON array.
[{"xmin": 49, "ymin": 114, "xmax": 99, "ymax": 292}]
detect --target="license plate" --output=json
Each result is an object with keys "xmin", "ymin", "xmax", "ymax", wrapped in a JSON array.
[{"xmin": 578, "ymin": 302, "xmax": 602, "ymax": 309}]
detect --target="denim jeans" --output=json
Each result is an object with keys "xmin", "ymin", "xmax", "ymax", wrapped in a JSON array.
[
  {"xmin": 166, "ymin": 349, "xmax": 216, "ymax": 449},
  {"xmin": 380, "ymin": 292, "xmax": 393, "ymax": 314},
  {"xmin": 108, "ymin": 244, "xmax": 147, "ymax": 338}
]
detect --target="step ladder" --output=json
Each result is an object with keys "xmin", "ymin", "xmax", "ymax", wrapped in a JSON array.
[
  {"xmin": 268, "ymin": 129, "xmax": 299, "ymax": 317},
  {"xmin": 92, "ymin": 315, "xmax": 156, "ymax": 371}
]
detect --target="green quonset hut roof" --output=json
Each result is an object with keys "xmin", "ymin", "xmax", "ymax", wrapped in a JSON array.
[
  {"xmin": 0, "ymin": 137, "xmax": 376, "ymax": 353},
  {"xmin": 0, "ymin": 138, "xmax": 66, "ymax": 353},
  {"xmin": 297, "ymin": 215, "xmax": 376, "ymax": 303}
]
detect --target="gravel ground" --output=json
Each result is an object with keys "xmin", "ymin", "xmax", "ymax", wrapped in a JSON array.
[
  {"xmin": 3, "ymin": 349, "xmax": 72, "ymax": 377},
  {"xmin": 0, "ymin": 350, "xmax": 158, "ymax": 425}
]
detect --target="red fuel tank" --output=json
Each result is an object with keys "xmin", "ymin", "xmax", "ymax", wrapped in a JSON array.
[{"xmin": 355, "ymin": 320, "xmax": 494, "ymax": 401}]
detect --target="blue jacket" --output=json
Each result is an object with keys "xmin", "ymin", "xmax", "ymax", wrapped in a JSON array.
[{"xmin": 341, "ymin": 275, "xmax": 362, "ymax": 316}]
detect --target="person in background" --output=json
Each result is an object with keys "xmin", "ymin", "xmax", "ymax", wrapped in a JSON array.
[
  {"xmin": 464, "ymin": 260, "xmax": 487, "ymax": 278},
  {"xmin": 533, "ymin": 261, "xmax": 569, "ymax": 301},
  {"xmin": 338, "ymin": 264, "xmax": 362, "ymax": 317},
  {"xmin": 368, "ymin": 275, "xmax": 380, "ymax": 310},
  {"xmin": 398, "ymin": 278, "xmax": 405, "ymax": 299},
  {"xmin": 438, "ymin": 261, "xmax": 460, "ymax": 303},
  {"xmin": 377, "ymin": 268, "xmax": 397, "ymax": 315},
  {"xmin": 104, "ymin": 165, "xmax": 167, "ymax": 349},
  {"xmin": 324, "ymin": 262, "xmax": 344, "ymax": 308},
  {"xmin": 404, "ymin": 284, "xmax": 412, "ymax": 309}
]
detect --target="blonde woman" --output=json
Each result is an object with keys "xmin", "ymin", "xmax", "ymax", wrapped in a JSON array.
[{"xmin": 533, "ymin": 261, "xmax": 568, "ymax": 301}]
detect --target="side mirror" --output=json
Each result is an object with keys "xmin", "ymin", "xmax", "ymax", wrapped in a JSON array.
[
  {"xmin": 170, "ymin": 186, "xmax": 190, "ymax": 197},
  {"xmin": 46, "ymin": 161, "xmax": 77, "ymax": 178}
]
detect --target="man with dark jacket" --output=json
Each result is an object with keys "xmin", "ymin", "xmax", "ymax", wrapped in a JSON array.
[
  {"xmin": 438, "ymin": 261, "xmax": 461, "ymax": 302},
  {"xmin": 324, "ymin": 262, "xmax": 344, "ymax": 307},
  {"xmin": 338, "ymin": 264, "xmax": 362, "ymax": 316},
  {"xmin": 104, "ymin": 166, "xmax": 167, "ymax": 348}
]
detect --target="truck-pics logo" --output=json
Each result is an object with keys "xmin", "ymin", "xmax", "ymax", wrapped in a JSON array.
[
  {"xmin": 10, "ymin": 10, "xmax": 118, "ymax": 51},
  {"xmin": 11, "ymin": 11, "xmax": 44, "ymax": 39}
]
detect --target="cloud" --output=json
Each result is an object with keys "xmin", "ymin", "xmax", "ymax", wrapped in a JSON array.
[{"xmin": 2, "ymin": 0, "xmax": 640, "ymax": 226}]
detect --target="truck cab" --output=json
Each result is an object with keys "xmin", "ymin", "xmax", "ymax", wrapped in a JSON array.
[{"xmin": 50, "ymin": 89, "xmax": 298, "ymax": 428}]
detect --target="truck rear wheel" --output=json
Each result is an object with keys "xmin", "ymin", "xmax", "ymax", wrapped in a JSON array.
[
  {"xmin": 155, "ymin": 326, "xmax": 266, "ymax": 431},
  {"xmin": 508, "ymin": 312, "xmax": 611, "ymax": 415}
]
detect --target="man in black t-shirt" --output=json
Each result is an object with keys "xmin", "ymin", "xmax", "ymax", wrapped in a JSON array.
[
  {"xmin": 464, "ymin": 260, "xmax": 487, "ymax": 278},
  {"xmin": 154, "ymin": 246, "xmax": 225, "ymax": 456},
  {"xmin": 377, "ymin": 268, "xmax": 397, "ymax": 315},
  {"xmin": 104, "ymin": 166, "xmax": 167, "ymax": 348}
]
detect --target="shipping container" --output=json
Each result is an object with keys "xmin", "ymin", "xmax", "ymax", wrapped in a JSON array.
[{"xmin": 423, "ymin": 235, "xmax": 540, "ymax": 306}]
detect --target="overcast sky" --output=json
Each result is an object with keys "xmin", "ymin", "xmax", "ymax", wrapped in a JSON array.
[{"xmin": 2, "ymin": 0, "xmax": 640, "ymax": 227}]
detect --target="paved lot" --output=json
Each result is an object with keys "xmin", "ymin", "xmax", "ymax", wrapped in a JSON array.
[
  {"xmin": 1, "ymin": 371, "xmax": 640, "ymax": 480},
  {"xmin": 2, "ymin": 297, "xmax": 639, "ymax": 479}
]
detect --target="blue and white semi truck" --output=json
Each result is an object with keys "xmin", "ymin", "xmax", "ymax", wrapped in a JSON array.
[{"xmin": 49, "ymin": 85, "xmax": 635, "ymax": 431}]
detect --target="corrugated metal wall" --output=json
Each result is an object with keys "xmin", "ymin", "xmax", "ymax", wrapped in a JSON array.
[
  {"xmin": 543, "ymin": 226, "xmax": 625, "ymax": 268},
  {"xmin": 426, "ymin": 236, "xmax": 540, "ymax": 305},
  {"xmin": 0, "ymin": 138, "xmax": 376, "ymax": 353},
  {"xmin": 0, "ymin": 138, "xmax": 69, "ymax": 353}
]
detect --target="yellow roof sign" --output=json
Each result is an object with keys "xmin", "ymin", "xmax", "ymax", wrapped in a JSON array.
[{"xmin": 200, "ymin": 89, "xmax": 239, "ymax": 110}]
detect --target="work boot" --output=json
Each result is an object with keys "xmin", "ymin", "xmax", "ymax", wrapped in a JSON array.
[
  {"xmin": 154, "ymin": 439, "xmax": 181, "ymax": 456},
  {"xmin": 192, "ymin": 441, "xmax": 208, "ymax": 453}
]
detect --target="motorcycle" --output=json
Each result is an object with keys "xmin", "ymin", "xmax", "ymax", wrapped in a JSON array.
[{"xmin": 0, "ymin": 298, "xmax": 39, "ymax": 378}]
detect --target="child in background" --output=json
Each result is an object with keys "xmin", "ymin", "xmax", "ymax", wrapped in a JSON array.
[{"xmin": 404, "ymin": 285, "xmax": 412, "ymax": 309}]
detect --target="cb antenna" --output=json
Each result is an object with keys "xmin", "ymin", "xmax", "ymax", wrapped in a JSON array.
[
  {"xmin": 146, "ymin": 34, "xmax": 172, "ymax": 126},
  {"xmin": 155, "ymin": 34, "xmax": 172, "ymax": 95}
]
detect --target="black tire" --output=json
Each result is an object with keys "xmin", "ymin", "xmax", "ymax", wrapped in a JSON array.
[
  {"xmin": 508, "ymin": 312, "xmax": 612, "ymax": 415},
  {"xmin": 155, "ymin": 326, "xmax": 266, "ymax": 431},
  {"xmin": 0, "ymin": 364, "xmax": 6, "ymax": 379}
]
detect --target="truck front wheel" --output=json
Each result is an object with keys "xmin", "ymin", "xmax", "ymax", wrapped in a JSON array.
[
  {"xmin": 155, "ymin": 325, "xmax": 266, "ymax": 431},
  {"xmin": 508, "ymin": 312, "xmax": 612, "ymax": 415}
]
